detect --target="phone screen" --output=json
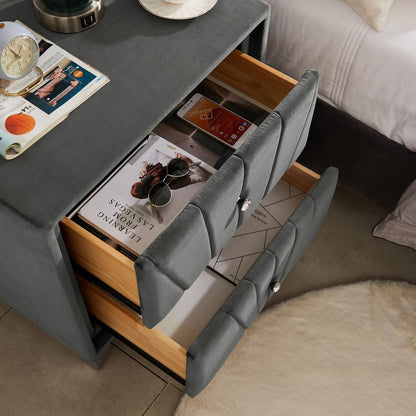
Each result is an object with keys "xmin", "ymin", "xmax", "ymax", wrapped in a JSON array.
[{"xmin": 181, "ymin": 97, "xmax": 254, "ymax": 147}]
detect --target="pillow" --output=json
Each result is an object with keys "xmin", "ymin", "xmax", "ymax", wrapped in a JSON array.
[
  {"xmin": 343, "ymin": 0, "xmax": 395, "ymax": 31},
  {"xmin": 373, "ymin": 180, "xmax": 416, "ymax": 250}
]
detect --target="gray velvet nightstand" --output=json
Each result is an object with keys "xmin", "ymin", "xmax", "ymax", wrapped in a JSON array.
[
  {"xmin": 0, "ymin": 0, "xmax": 270, "ymax": 363},
  {"xmin": 1, "ymin": 0, "xmax": 338, "ymax": 398}
]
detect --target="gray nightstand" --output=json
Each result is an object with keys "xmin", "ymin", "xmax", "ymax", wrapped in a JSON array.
[{"xmin": 0, "ymin": 0, "xmax": 270, "ymax": 364}]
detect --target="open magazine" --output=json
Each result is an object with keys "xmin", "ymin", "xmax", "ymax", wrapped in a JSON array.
[
  {"xmin": 78, "ymin": 134, "xmax": 216, "ymax": 256},
  {"xmin": 0, "ymin": 21, "xmax": 109, "ymax": 160}
]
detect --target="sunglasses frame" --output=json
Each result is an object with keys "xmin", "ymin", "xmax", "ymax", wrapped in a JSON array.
[{"xmin": 147, "ymin": 158, "xmax": 190, "ymax": 207}]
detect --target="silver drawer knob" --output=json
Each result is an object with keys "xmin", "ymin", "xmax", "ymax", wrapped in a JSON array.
[
  {"xmin": 241, "ymin": 198, "xmax": 251, "ymax": 212},
  {"xmin": 272, "ymin": 282, "xmax": 281, "ymax": 293}
]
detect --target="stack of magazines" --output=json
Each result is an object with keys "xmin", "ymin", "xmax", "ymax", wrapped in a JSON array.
[{"xmin": 0, "ymin": 21, "xmax": 109, "ymax": 160}]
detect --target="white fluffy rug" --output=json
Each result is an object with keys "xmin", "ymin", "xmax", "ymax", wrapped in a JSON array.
[{"xmin": 175, "ymin": 281, "xmax": 416, "ymax": 416}]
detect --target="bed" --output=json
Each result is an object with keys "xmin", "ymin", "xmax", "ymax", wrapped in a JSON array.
[{"xmin": 263, "ymin": 0, "xmax": 416, "ymax": 210}]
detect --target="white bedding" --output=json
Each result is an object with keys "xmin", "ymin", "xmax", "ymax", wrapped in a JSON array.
[{"xmin": 264, "ymin": 0, "xmax": 416, "ymax": 151}]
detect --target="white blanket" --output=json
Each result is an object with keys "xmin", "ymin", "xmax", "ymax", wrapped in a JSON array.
[{"xmin": 264, "ymin": 0, "xmax": 416, "ymax": 151}]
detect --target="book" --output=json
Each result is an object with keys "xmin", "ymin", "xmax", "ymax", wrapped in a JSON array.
[
  {"xmin": 208, "ymin": 180, "xmax": 306, "ymax": 285},
  {"xmin": 78, "ymin": 134, "xmax": 216, "ymax": 256},
  {"xmin": 0, "ymin": 21, "xmax": 109, "ymax": 160}
]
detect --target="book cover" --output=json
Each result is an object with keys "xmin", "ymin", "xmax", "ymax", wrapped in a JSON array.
[
  {"xmin": 78, "ymin": 134, "xmax": 216, "ymax": 256},
  {"xmin": 208, "ymin": 180, "xmax": 306, "ymax": 285}
]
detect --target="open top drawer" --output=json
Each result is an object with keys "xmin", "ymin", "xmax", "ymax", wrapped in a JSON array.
[{"xmin": 59, "ymin": 50, "xmax": 334, "ymax": 395}]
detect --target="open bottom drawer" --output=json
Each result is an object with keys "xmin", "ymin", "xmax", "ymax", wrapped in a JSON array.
[{"xmin": 60, "ymin": 162, "xmax": 320, "ymax": 381}]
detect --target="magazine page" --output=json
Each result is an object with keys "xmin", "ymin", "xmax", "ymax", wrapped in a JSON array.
[
  {"xmin": 209, "ymin": 180, "xmax": 306, "ymax": 285},
  {"xmin": 78, "ymin": 134, "xmax": 216, "ymax": 256},
  {"xmin": 0, "ymin": 21, "xmax": 109, "ymax": 160}
]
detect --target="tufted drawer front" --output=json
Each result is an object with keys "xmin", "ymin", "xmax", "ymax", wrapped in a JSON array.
[
  {"xmin": 190, "ymin": 156, "xmax": 246, "ymax": 259},
  {"xmin": 135, "ymin": 59, "xmax": 319, "ymax": 329},
  {"xmin": 61, "ymin": 162, "xmax": 329, "ymax": 390},
  {"xmin": 186, "ymin": 167, "xmax": 339, "ymax": 397},
  {"xmin": 135, "ymin": 205, "xmax": 212, "ymax": 329},
  {"xmin": 59, "ymin": 49, "xmax": 332, "ymax": 395},
  {"xmin": 60, "ymin": 49, "xmax": 299, "ymax": 318}
]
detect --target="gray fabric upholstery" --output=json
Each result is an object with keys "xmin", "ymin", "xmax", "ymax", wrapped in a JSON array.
[
  {"xmin": 0, "ymin": 0, "xmax": 270, "ymax": 361},
  {"xmin": 136, "ymin": 112, "xmax": 281, "ymax": 328},
  {"xmin": 186, "ymin": 285, "xmax": 261, "ymax": 398},
  {"xmin": 221, "ymin": 280, "xmax": 259, "ymax": 328},
  {"xmin": 271, "ymin": 167, "xmax": 339, "ymax": 276},
  {"xmin": 238, "ymin": 249, "xmax": 278, "ymax": 315},
  {"xmin": 135, "ymin": 205, "xmax": 212, "ymax": 329},
  {"xmin": 265, "ymin": 70, "xmax": 319, "ymax": 195},
  {"xmin": 186, "ymin": 312, "xmax": 244, "ymax": 398},
  {"xmin": 233, "ymin": 111, "xmax": 282, "ymax": 226},
  {"xmin": 0, "ymin": 201, "xmax": 98, "ymax": 363},
  {"xmin": 248, "ymin": 167, "xmax": 339, "ymax": 311},
  {"xmin": 190, "ymin": 156, "xmax": 245, "ymax": 257},
  {"xmin": 0, "ymin": 0, "xmax": 271, "ymax": 228},
  {"xmin": 135, "ymin": 71, "xmax": 319, "ymax": 329},
  {"xmin": 186, "ymin": 167, "xmax": 338, "ymax": 397}
]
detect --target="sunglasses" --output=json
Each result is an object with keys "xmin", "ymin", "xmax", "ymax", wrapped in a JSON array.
[{"xmin": 148, "ymin": 158, "xmax": 190, "ymax": 207}]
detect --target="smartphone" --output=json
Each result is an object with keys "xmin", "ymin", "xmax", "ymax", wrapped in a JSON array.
[{"xmin": 177, "ymin": 93, "xmax": 257, "ymax": 149}]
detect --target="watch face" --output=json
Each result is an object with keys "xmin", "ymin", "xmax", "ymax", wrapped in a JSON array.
[{"xmin": 1, "ymin": 35, "xmax": 39, "ymax": 79}]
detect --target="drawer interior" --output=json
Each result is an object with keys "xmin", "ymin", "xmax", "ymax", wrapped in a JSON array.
[
  {"xmin": 59, "ymin": 50, "xmax": 319, "ymax": 380},
  {"xmin": 62, "ymin": 161, "xmax": 319, "ymax": 380}
]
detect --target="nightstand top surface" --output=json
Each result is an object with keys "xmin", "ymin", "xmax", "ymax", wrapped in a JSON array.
[{"xmin": 0, "ymin": 0, "xmax": 269, "ymax": 227}]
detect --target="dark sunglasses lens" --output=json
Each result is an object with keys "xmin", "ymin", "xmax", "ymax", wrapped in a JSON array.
[
  {"xmin": 148, "ymin": 182, "xmax": 171, "ymax": 207},
  {"xmin": 167, "ymin": 158, "xmax": 189, "ymax": 177}
]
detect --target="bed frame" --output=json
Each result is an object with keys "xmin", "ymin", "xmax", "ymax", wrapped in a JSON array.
[{"xmin": 299, "ymin": 99, "xmax": 416, "ymax": 212}]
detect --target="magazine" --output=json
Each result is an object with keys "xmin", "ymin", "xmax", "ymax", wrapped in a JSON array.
[
  {"xmin": 208, "ymin": 180, "xmax": 306, "ymax": 285},
  {"xmin": 78, "ymin": 134, "xmax": 216, "ymax": 256},
  {"xmin": 0, "ymin": 21, "xmax": 109, "ymax": 160}
]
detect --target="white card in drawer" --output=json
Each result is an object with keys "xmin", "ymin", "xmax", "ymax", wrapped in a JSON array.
[{"xmin": 209, "ymin": 179, "xmax": 305, "ymax": 285}]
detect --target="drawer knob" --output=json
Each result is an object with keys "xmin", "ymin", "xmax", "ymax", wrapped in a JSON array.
[
  {"xmin": 272, "ymin": 281, "xmax": 281, "ymax": 293},
  {"xmin": 241, "ymin": 198, "xmax": 251, "ymax": 212}
]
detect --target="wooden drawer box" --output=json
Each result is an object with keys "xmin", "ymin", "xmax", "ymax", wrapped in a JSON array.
[
  {"xmin": 60, "ymin": 162, "xmax": 318, "ymax": 380},
  {"xmin": 59, "ymin": 50, "xmax": 323, "ymax": 391}
]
